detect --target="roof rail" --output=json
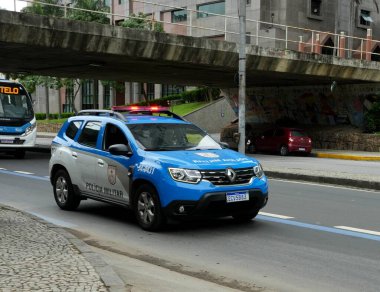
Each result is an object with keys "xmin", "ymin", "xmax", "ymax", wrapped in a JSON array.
[
  {"xmin": 111, "ymin": 106, "xmax": 185, "ymax": 121},
  {"xmin": 77, "ymin": 110, "xmax": 126, "ymax": 121}
]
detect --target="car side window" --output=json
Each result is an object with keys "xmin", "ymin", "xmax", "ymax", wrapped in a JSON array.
[
  {"xmin": 65, "ymin": 121, "xmax": 82, "ymax": 140},
  {"xmin": 103, "ymin": 123, "xmax": 129, "ymax": 151},
  {"xmin": 77, "ymin": 121, "xmax": 101, "ymax": 148}
]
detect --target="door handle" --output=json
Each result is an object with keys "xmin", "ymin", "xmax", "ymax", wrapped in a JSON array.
[
  {"xmin": 97, "ymin": 159, "xmax": 104, "ymax": 167},
  {"xmin": 72, "ymin": 152, "xmax": 78, "ymax": 158}
]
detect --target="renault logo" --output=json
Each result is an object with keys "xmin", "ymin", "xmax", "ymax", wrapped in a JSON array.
[{"xmin": 225, "ymin": 168, "xmax": 237, "ymax": 183}]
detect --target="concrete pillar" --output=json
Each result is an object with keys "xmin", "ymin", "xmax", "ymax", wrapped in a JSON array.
[
  {"xmin": 339, "ymin": 32, "xmax": 346, "ymax": 59},
  {"xmin": 133, "ymin": 82, "xmax": 140, "ymax": 103},
  {"xmin": 365, "ymin": 28, "xmax": 372, "ymax": 61},
  {"xmin": 74, "ymin": 81, "xmax": 81, "ymax": 111},
  {"xmin": 154, "ymin": 84, "xmax": 162, "ymax": 99},
  {"xmin": 298, "ymin": 36, "xmax": 305, "ymax": 53},
  {"xmin": 314, "ymin": 34, "xmax": 321, "ymax": 54},
  {"xmin": 124, "ymin": 82, "xmax": 132, "ymax": 104},
  {"xmin": 98, "ymin": 81, "xmax": 104, "ymax": 109}
]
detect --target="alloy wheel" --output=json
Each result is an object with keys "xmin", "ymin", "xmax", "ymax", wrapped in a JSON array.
[
  {"xmin": 56, "ymin": 176, "xmax": 68, "ymax": 204},
  {"xmin": 137, "ymin": 191, "xmax": 155, "ymax": 225}
]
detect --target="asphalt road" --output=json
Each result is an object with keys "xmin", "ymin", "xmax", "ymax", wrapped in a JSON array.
[{"xmin": 0, "ymin": 152, "xmax": 380, "ymax": 291}]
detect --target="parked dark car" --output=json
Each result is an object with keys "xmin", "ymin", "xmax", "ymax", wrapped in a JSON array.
[{"xmin": 247, "ymin": 127, "xmax": 312, "ymax": 156}]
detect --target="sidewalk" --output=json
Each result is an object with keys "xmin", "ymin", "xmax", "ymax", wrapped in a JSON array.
[{"xmin": 0, "ymin": 204, "xmax": 125, "ymax": 291}]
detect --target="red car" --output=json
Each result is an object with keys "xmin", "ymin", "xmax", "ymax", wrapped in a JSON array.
[{"xmin": 248, "ymin": 127, "xmax": 312, "ymax": 156}]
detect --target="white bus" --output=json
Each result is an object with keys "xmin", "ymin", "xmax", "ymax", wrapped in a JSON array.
[{"xmin": 0, "ymin": 79, "xmax": 36, "ymax": 158}]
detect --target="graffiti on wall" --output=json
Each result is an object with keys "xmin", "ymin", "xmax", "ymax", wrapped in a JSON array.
[{"xmin": 230, "ymin": 85, "xmax": 379, "ymax": 127}]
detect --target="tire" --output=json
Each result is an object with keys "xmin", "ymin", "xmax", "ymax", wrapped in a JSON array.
[
  {"xmin": 279, "ymin": 145, "xmax": 289, "ymax": 156},
  {"xmin": 247, "ymin": 143, "xmax": 257, "ymax": 154},
  {"xmin": 134, "ymin": 184, "xmax": 165, "ymax": 231},
  {"xmin": 53, "ymin": 170, "xmax": 80, "ymax": 210},
  {"xmin": 232, "ymin": 208, "xmax": 260, "ymax": 223},
  {"xmin": 14, "ymin": 150, "xmax": 25, "ymax": 159}
]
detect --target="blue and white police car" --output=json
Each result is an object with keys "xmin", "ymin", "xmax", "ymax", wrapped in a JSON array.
[{"xmin": 49, "ymin": 107, "xmax": 269, "ymax": 230}]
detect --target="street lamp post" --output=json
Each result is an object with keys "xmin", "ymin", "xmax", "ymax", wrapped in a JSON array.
[{"xmin": 238, "ymin": 0, "xmax": 247, "ymax": 154}]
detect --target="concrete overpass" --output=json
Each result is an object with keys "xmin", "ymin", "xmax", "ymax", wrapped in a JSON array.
[{"xmin": 1, "ymin": 9, "xmax": 380, "ymax": 87}]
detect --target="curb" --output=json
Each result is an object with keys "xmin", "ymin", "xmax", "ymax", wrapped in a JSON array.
[
  {"xmin": 0, "ymin": 204, "xmax": 126, "ymax": 292},
  {"xmin": 314, "ymin": 152, "xmax": 380, "ymax": 161},
  {"xmin": 265, "ymin": 171, "xmax": 380, "ymax": 191}
]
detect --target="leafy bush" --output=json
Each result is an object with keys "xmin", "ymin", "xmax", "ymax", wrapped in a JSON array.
[
  {"xmin": 132, "ymin": 88, "xmax": 220, "ymax": 107},
  {"xmin": 364, "ymin": 102, "xmax": 380, "ymax": 133},
  {"xmin": 35, "ymin": 113, "xmax": 75, "ymax": 120}
]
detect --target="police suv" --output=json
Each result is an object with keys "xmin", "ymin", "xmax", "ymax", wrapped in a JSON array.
[{"xmin": 49, "ymin": 107, "xmax": 269, "ymax": 230}]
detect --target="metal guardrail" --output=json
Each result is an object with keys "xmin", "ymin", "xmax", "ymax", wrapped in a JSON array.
[{"xmin": 7, "ymin": 0, "xmax": 380, "ymax": 60}]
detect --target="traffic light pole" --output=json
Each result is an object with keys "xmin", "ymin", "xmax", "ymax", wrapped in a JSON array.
[{"xmin": 238, "ymin": 0, "xmax": 246, "ymax": 154}]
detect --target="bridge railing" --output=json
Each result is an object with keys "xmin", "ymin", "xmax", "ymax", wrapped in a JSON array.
[{"xmin": 10, "ymin": 0, "xmax": 380, "ymax": 61}]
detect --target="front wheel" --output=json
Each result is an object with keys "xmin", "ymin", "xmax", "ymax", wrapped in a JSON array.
[
  {"xmin": 134, "ymin": 184, "xmax": 165, "ymax": 231},
  {"xmin": 232, "ymin": 208, "xmax": 260, "ymax": 223},
  {"xmin": 53, "ymin": 170, "xmax": 80, "ymax": 210}
]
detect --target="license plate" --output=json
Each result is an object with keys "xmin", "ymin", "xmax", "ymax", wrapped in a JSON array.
[
  {"xmin": 299, "ymin": 147, "xmax": 305, "ymax": 151},
  {"xmin": 0, "ymin": 139, "xmax": 14, "ymax": 144},
  {"xmin": 226, "ymin": 191, "xmax": 249, "ymax": 203}
]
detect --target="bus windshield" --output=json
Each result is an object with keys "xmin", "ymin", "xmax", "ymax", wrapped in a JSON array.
[{"xmin": 0, "ymin": 82, "xmax": 34, "ymax": 120}]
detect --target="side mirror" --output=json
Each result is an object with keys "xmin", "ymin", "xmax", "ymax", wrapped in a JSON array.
[
  {"xmin": 219, "ymin": 141, "xmax": 230, "ymax": 149},
  {"xmin": 109, "ymin": 144, "xmax": 133, "ymax": 157}
]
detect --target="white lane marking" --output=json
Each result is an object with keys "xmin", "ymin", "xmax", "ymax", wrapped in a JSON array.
[
  {"xmin": 335, "ymin": 226, "xmax": 380, "ymax": 237},
  {"xmin": 0, "ymin": 168, "xmax": 6, "ymax": 170},
  {"xmin": 270, "ymin": 178, "xmax": 380, "ymax": 194},
  {"xmin": 258, "ymin": 212, "xmax": 294, "ymax": 219},
  {"xmin": 14, "ymin": 171, "xmax": 34, "ymax": 175}
]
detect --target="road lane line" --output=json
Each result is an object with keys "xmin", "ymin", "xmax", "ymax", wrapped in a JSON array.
[
  {"xmin": 335, "ymin": 226, "xmax": 380, "ymax": 237},
  {"xmin": 270, "ymin": 178, "xmax": 380, "ymax": 193},
  {"xmin": 0, "ymin": 169, "xmax": 49, "ymax": 181},
  {"xmin": 258, "ymin": 212, "xmax": 294, "ymax": 219},
  {"xmin": 14, "ymin": 171, "xmax": 34, "ymax": 175},
  {"xmin": 256, "ymin": 215, "xmax": 380, "ymax": 242},
  {"xmin": 0, "ymin": 168, "xmax": 6, "ymax": 170}
]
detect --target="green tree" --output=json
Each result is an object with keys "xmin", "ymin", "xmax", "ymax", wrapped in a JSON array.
[
  {"xmin": 68, "ymin": 0, "xmax": 110, "ymax": 24},
  {"xmin": 21, "ymin": 0, "xmax": 63, "ymax": 17},
  {"xmin": 121, "ymin": 12, "xmax": 164, "ymax": 32}
]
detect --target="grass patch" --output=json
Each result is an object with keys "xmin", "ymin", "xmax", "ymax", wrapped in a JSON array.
[{"xmin": 170, "ymin": 102, "xmax": 209, "ymax": 116}]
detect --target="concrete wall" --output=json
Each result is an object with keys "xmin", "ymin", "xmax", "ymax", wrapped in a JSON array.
[
  {"xmin": 184, "ymin": 97, "xmax": 237, "ymax": 133},
  {"xmin": 223, "ymin": 83, "xmax": 380, "ymax": 128}
]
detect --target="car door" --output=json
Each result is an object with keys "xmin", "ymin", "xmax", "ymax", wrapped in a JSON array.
[
  {"xmin": 74, "ymin": 120, "xmax": 102, "ymax": 195},
  {"xmin": 96, "ymin": 122, "xmax": 132, "ymax": 205},
  {"xmin": 257, "ymin": 129, "xmax": 274, "ymax": 151}
]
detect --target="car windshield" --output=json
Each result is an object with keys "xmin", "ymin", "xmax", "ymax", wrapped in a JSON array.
[
  {"xmin": 290, "ymin": 130, "xmax": 308, "ymax": 137},
  {"xmin": 0, "ymin": 84, "xmax": 34, "ymax": 120},
  {"xmin": 128, "ymin": 123, "xmax": 222, "ymax": 151}
]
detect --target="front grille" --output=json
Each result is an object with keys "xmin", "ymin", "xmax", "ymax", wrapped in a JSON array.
[{"xmin": 200, "ymin": 167, "xmax": 254, "ymax": 186}]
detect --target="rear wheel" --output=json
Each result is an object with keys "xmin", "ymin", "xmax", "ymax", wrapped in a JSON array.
[
  {"xmin": 279, "ymin": 145, "xmax": 289, "ymax": 156},
  {"xmin": 134, "ymin": 184, "xmax": 165, "ymax": 231},
  {"xmin": 53, "ymin": 170, "xmax": 80, "ymax": 210},
  {"xmin": 247, "ymin": 143, "xmax": 257, "ymax": 154},
  {"xmin": 232, "ymin": 208, "xmax": 260, "ymax": 223}
]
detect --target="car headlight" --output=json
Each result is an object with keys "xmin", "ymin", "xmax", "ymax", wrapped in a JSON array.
[
  {"xmin": 253, "ymin": 163, "xmax": 264, "ymax": 179},
  {"xmin": 24, "ymin": 122, "xmax": 36, "ymax": 136},
  {"xmin": 168, "ymin": 168, "xmax": 202, "ymax": 184}
]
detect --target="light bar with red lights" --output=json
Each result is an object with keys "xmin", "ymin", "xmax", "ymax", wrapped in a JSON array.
[{"xmin": 111, "ymin": 105, "xmax": 169, "ymax": 112}]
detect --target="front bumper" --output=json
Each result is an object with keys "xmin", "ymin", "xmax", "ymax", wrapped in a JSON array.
[
  {"xmin": 0, "ymin": 128, "xmax": 37, "ymax": 149},
  {"xmin": 163, "ymin": 190, "xmax": 268, "ymax": 219}
]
